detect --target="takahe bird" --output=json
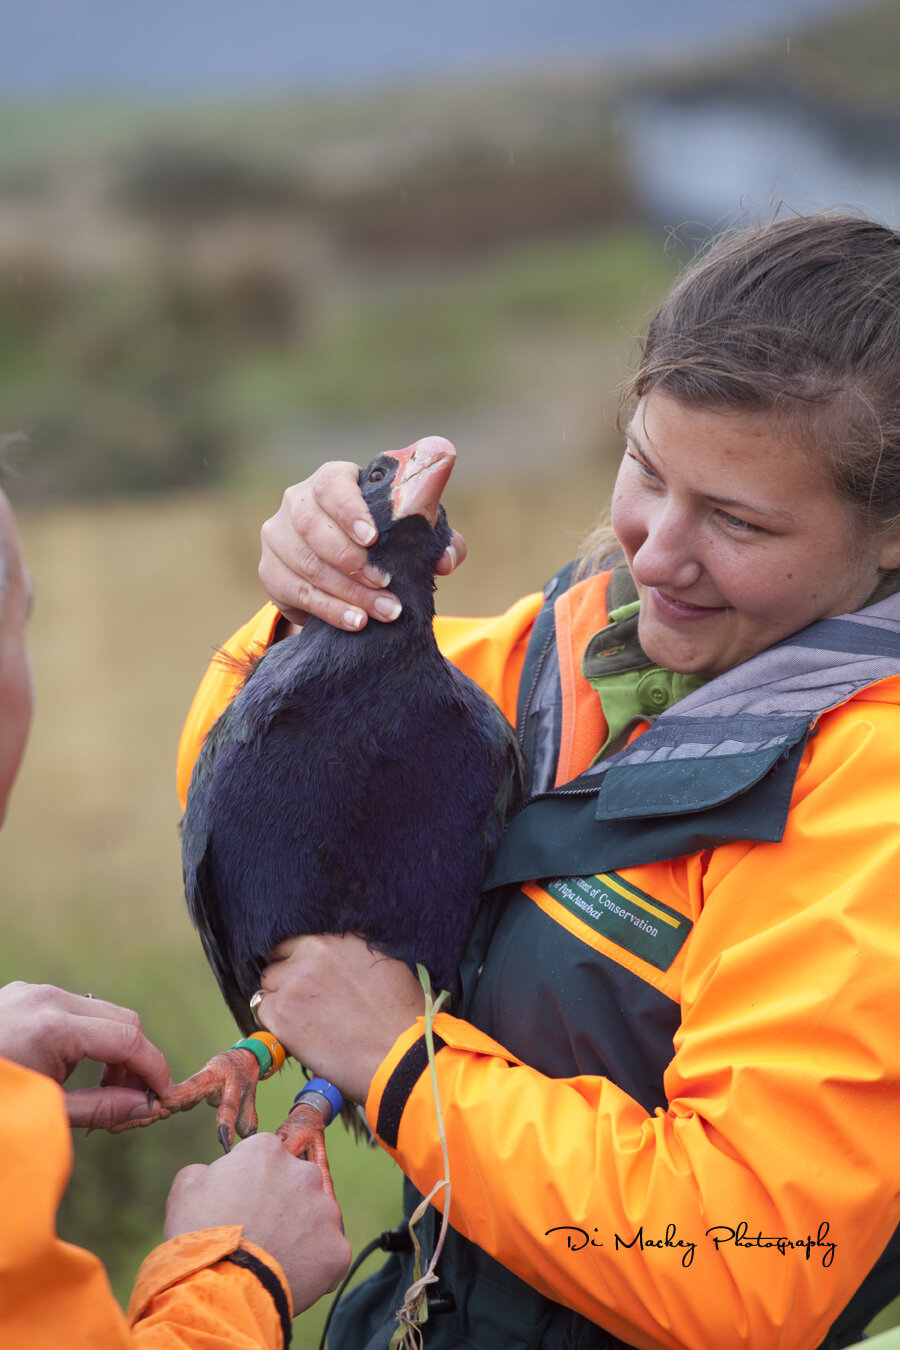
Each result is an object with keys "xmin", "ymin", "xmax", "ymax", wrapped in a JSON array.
[{"xmin": 155, "ymin": 437, "xmax": 523, "ymax": 1178}]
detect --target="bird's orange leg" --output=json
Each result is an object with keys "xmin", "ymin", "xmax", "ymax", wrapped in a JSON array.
[{"xmin": 276, "ymin": 1080, "xmax": 344, "ymax": 1199}]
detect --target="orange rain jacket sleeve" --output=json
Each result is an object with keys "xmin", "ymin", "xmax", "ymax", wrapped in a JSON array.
[{"xmin": 0, "ymin": 1056, "xmax": 292, "ymax": 1350}]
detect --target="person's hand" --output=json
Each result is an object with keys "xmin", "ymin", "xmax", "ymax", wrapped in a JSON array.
[
  {"xmin": 164, "ymin": 1132, "xmax": 351, "ymax": 1314},
  {"xmin": 258, "ymin": 457, "xmax": 467, "ymax": 632},
  {"xmin": 0, "ymin": 981, "xmax": 171, "ymax": 1129},
  {"xmin": 254, "ymin": 934, "xmax": 425, "ymax": 1106}
]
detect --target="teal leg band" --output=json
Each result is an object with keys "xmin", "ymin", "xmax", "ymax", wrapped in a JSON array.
[{"xmin": 231, "ymin": 1036, "xmax": 273, "ymax": 1077}]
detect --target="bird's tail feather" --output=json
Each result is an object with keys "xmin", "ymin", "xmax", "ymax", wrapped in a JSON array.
[{"xmin": 343, "ymin": 1099, "xmax": 378, "ymax": 1146}]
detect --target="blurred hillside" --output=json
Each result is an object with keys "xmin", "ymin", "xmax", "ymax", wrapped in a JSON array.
[
  {"xmin": 1, "ymin": 0, "xmax": 898, "ymax": 503},
  {"xmin": 0, "ymin": 73, "xmax": 647, "ymax": 502}
]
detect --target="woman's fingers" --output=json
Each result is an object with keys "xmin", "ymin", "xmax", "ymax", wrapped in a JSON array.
[
  {"xmin": 260, "ymin": 462, "xmax": 397, "ymax": 630},
  {"xmin": 258, "ymin": 457, "xmax": 467, "ymax": 630}
]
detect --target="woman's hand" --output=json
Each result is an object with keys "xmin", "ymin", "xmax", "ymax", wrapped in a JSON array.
[
  {"xmin": 0, "ymin": 981, "xmax": 172, "ymax": 1129},
  {"xmin": 258, "ymin": 458, "xmax": 467, "ymax": 632},
  {"xmin": 165, "ymin": 1133, "xmax": 351, "ymax": 1314},
  {"xmin": 254, "ymin": 934, "xmax": 426, "ymax": 1105}
]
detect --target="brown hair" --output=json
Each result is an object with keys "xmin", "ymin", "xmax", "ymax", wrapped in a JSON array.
[{"xmin": 583, "ymin": 212, "xmax": 900, "ymax": 573}]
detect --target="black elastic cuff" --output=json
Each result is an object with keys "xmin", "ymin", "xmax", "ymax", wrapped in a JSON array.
[
  {"xmin": 222, "ymin": 1247, "xmax": 292, "ymax": 1346},
  {"xmin": 375, "ymin": 1032, "xmax": 447, "ymax": 1148}
]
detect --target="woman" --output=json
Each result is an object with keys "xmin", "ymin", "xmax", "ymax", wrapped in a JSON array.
[{"xmin": 178, "ymin": 214, "xmax": 900, "ymax": 1349}]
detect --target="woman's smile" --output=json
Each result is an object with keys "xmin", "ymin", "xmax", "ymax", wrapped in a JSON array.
[{"xmin": 648, "ymin": 589, "xmax": 729, "ymax": 621}]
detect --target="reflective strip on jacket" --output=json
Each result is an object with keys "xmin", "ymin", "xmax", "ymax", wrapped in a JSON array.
[
  {"xmin": 175, "ymin": 576, "xmax": 900, "ymax": 1350},
  {"xmin": 0, "ymin": 1055, "xmax": 292, "ymax": 1349}
]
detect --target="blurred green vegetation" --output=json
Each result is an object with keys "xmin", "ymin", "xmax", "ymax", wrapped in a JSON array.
[
  {"xmin": 5, "ymin": 0, "xmax": 895, "ymax": 505},
  {"xmin": 0, "ymin": 219, "xmax": 673, "ymax": 500},
  {"xmin": 859, "ymin": 1326, "xmax": 900, "ymax": 1349},
  {"xmin": 221, "ymin": 229, "xmax": 675, "ymax": 429}
]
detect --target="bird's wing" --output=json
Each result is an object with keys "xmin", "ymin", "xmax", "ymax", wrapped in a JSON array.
[
  {"xmin": 181, "ymin": 701, "xmax": 260, "ymax": 1035},
  {"xmin": 181, "ymin": 630, "xmax": 336, "ymax": 1033}
]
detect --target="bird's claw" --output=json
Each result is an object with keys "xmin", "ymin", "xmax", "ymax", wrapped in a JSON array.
[
  {"xmin": 276, "ymin": 1101, "xmax": 336, "ymax": 1199},
  {"xmin": 111, "ymin": 1047, "xmax": 262, "ymax": 1150}
]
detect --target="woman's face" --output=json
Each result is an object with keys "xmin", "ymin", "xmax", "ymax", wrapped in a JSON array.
[{"xmin": 611, "ymin": 390, "xmax": 900, "ymax": 680}]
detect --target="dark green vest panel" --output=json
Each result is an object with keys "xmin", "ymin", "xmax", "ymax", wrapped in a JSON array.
[{"xmin": 467, "ymin": 886, "xmax": 678, "ymax": 1114}]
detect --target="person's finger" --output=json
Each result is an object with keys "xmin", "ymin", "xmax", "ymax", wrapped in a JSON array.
[
  {"xmin": 288, "ymin": 491, "xmax": 377, "ymax": 575},
  {"xmin": 260, "ymin": 551, "xmax": 396, "ymax": 632},
  {"xmin": 99, "ymin": 1060, "xmax": 126, "ymax": 1089},
  {"xmin": 57, "ymin": 1016, "xmax": 172, "ymax": 1099},
  {"xmin": 308, "ymin": 461, "xmax": 379, "ymax": 551},
  {"xmin": 257, "ymin": 459, "xmax": 414, "ymax": 630},
  {"xmin": 65, "ymin": 1085, "xmax": 161, "ymax": 1130},
  {"xmin": 264, "ymin": 935, "xmax": 303, "ymax": 964},
  {"xmin": 28, "ymin": 986, "xmax": 144, "ymax": 1029},
  {"xmin": 166, "ymin": 1163, "xmax": 208, "ymax": 1204},
  {"xmin": 434, "ymin": 529, "xmax": 467, "ymax": 576},
  {"xmin": 262, "ymin": 462, "xmax": 376, "ymax": 585},
  {"xmin": 260, "ymin": 513, "xmax": 400, "ymax": 629}
]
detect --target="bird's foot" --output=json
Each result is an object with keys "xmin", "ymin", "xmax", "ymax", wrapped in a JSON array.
[
  {"xmin": 111, "ymin": 1036, "xmax": 284, "ymax": 1151},
  {"xmin": 157, "ymin": 1047, "xmax": 265, "ymax": 1152},
  {"xmin": 276, "ymin": 1100, "xmax": 336, "ymax": 1199}
]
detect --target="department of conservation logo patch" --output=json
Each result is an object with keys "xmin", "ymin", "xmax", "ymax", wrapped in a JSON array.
[{"xmin": 543, "ymin": 872, "xmax": 691, "ymax": 971}]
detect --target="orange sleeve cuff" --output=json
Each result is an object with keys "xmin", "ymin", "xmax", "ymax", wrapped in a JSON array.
[
  {"xmin": 128, "ymin": 1229, "xmax": 292, "ymax": 1346},
  {"xmin": 366, "ymin": 1012, "xmax": 522, "ymax": 1151}
]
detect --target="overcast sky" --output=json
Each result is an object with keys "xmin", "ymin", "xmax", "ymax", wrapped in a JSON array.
[{"xmin": 1, "ymin": 0, "xmax": 872, "ymax": 97}]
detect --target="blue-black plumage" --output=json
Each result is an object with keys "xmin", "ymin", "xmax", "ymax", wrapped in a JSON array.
[{"xmin": 182, "ymin": 437, "xmax": 524, "ymax": 1040}]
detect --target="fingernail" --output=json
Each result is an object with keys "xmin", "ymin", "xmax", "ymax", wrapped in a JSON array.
[
  {"xmin": 363, "ymin": 565, "xmax": 390, "ymax": 587},
  {"xmin": 444, "ymin": 544, "xmax": 458, "ymax": 570},
  {"xmin": 374, "ymin": 595, "xmax": 402, "ymax": 621},
  {"xmin": 343, "ymin": 610, "xmax": 364, "ymax": 629},
  {"xmin": 353, "ymin": 519, "xmax": 377, "ymax": 546},
  {"xmin": 129, "ymin": 1102, "xmax": 154, "ymax": 1121}
]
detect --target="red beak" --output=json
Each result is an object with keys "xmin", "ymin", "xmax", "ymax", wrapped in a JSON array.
[{"xmin": 384, "ymin": 436, "xmax": 456, "ymax": 527}]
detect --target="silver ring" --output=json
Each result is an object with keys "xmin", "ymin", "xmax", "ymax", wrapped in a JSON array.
[{"xmin": 249, "ymin": 989, "xmax": 265, "ymax": 1013}]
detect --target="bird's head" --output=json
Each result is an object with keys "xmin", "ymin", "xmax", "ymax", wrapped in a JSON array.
[{"xmin": 360, "ymin": 437, "xmax": 456, "ymax": 587}]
